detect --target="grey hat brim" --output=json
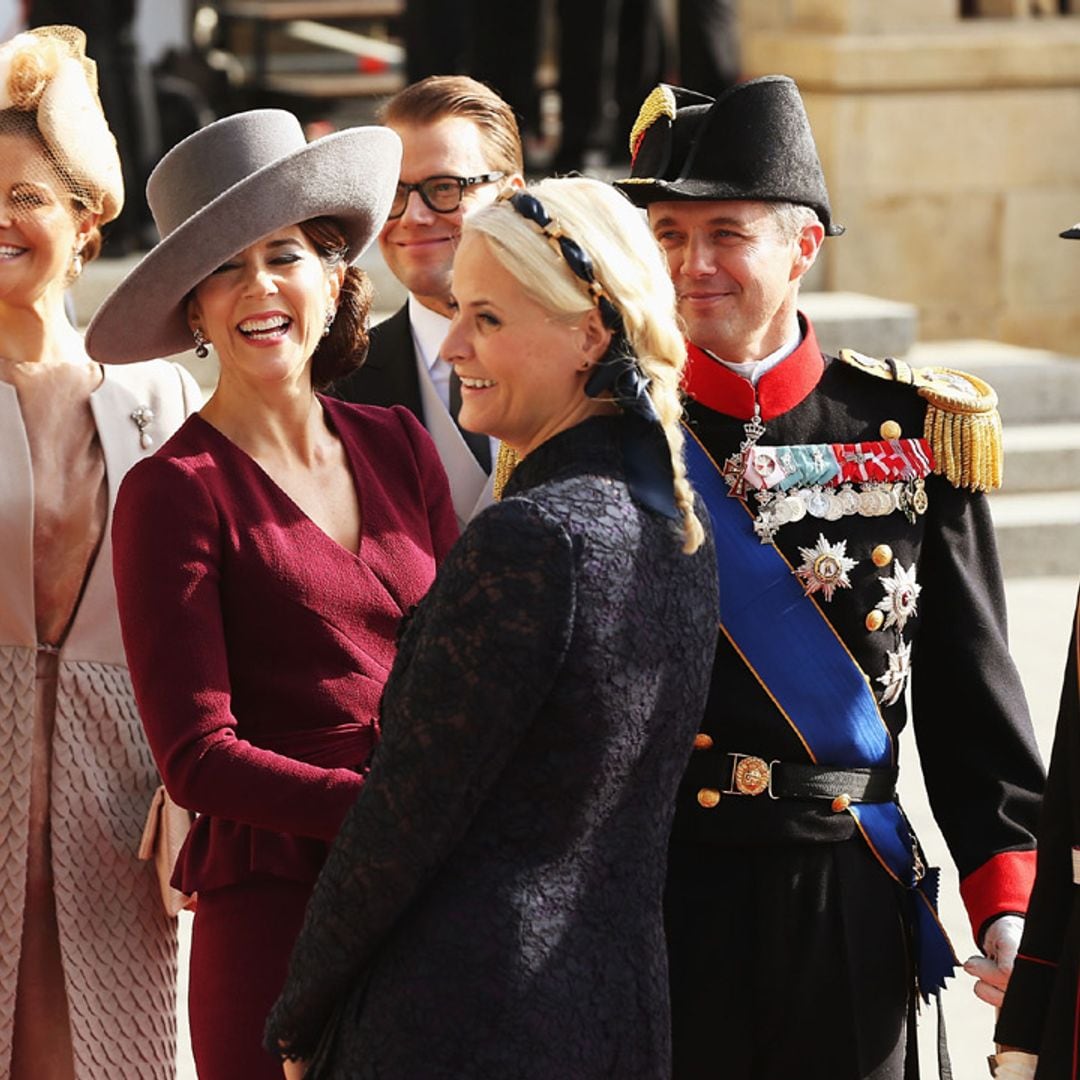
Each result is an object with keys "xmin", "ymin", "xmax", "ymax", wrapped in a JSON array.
[
  {"xmin": 1061, "ymin": 222, "xmax": 1080, "ymax": 239},
  {"xmin": 85, "ymin": 125, "xmax": 401, "ymax": 364}
]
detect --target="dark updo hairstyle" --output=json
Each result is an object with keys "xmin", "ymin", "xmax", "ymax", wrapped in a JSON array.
[{"xmin": 299, "ymin": 216, "xmax": 374, "ymax": 390}]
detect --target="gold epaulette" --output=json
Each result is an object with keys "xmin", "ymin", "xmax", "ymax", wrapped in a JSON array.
[
  {"xmin": 492, "ymin": 442, "xmax": 520, "ymax": 500},
  {"xmin": 838, "ymin": 348, "xmax": 1003, "ymax": 492}
]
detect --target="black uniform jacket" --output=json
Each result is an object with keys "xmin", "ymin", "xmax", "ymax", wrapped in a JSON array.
[
  {"xmin": 996, "ymin": 586, "xmax": 1080, "ymax": 1073},
  {"xmin": 329, "ymin": 304, "xmax": 424, "ymax": 421},
  {"xmin": 673, "ymin": 316, "xmax": 1045, "ymax": 941}
]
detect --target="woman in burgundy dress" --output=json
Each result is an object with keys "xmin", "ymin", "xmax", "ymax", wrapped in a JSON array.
[{"xmin": 87, "ymin": 111, "xmax": 457, "ymax": 1079}]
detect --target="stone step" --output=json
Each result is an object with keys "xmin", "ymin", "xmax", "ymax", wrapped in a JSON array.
[
  {"xmin": 1001, "ymin": 423, "xmax": 1080, "ymax": 493},
  {"xmin": 906, "ymin": 339, "xmax": 1080, "ymax": 426},
  {"xmin": 801, "ymin": 291, "xmax": 919, "ymax": 361},
  {"xmin": 989, "ymin": 490, "xmax": 1080, "ymax": 577}
]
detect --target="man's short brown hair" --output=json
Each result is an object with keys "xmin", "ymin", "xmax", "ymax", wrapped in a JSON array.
[{"xmin": 379, "ymin": 75, "xmax": 524, "ymax": 178}]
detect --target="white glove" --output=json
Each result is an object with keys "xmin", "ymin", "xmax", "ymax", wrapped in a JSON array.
[
  {"xmin": 962, "ymin": 913, "xmax": 1025, "ymax": 1008},
  {"xmin": 991, "ymin": 1050, "xmax": 1037, "ymax": 1079}
]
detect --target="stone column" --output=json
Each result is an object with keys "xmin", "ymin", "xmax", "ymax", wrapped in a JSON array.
[{"xmin": 739, "ymin": 0, "xmax": 1080, "ymax": 352}]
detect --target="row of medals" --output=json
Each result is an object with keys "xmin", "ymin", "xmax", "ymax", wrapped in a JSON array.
[{"xmin": 751, "ymin": 476, "xmax": 929, "ymax": 543}]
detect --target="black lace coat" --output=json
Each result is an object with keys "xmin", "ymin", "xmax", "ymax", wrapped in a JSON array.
[{"xmin": 265, "ymin": 416, "xmax": 719, "ymax": 1079}]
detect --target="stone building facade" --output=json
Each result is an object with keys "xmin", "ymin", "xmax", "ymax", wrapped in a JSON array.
[{"xmin": 740, "ymin": 1, "xmax": 1080, "ymax": 352}]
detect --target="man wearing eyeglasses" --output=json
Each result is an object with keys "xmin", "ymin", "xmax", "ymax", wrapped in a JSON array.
[{"xmin": 330, "ymin": 75, "xmax": 524, "ymax": 527}]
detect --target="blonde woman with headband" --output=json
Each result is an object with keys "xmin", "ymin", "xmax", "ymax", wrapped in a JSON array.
[
  {"xmin": 266, "ymin": 176, "xmax": 719, "ymax": 1080},
  {"xmin": 0, "ymin": 25, "xmax": 200, "ymax": 1078}
]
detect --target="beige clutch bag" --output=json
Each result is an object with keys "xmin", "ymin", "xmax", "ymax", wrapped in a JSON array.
[{"xmin": 138, "ymin": 785, "xmax": 197, "ymax": 917}]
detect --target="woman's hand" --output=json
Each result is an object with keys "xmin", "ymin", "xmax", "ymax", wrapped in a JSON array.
[{"xmin": 282, "ymin": 1057, "xmax": 308, "ymax": 1079}]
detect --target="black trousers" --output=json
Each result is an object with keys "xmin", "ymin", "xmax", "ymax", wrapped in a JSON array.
[{"xmin": 666, "ymin": 837, "xmax": 912, "ymax": 1080}]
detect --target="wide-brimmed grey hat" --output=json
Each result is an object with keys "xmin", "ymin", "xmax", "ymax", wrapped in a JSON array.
[
  {"xmin": 86, "ymin": 109, "xmax": 402, "ymax": 364},
  {"xmin": 1062, "ymin": 221, "xmax": 1080, "ymax": 239}
]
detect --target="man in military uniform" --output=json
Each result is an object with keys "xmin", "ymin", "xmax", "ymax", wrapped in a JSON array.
[{"xmin": 614, "ymin": 77, "xmax": 1045, "ymax": 1078}]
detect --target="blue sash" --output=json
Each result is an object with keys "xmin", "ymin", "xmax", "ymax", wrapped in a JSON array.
[{"xmin": 684, "ymin": 426, "xmax": 956, "ymax": 997}]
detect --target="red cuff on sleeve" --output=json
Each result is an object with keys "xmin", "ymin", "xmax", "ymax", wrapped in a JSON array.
[{"xmin": 959, "ymin": 849, "xmax": 1037, "ymax": 942}]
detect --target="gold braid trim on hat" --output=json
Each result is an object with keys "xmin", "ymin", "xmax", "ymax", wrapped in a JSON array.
[
  {"xmin": 492, "ymin": 442, "xmax": 520, "ymax": 500},
  {"xmin": 837, "ymin": 349, "xmax": 1003, "ymax": 492},
  {"xmin": 628, "ymin": 84, "xmax": 677, "ymax": 161}
]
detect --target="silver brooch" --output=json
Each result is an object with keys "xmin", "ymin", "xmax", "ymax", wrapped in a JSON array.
[
  {"xmin": 875, "ymin": 562, "xmax": 921, "ymax": 632},
  {"xmin": 878, "ymin": 640, "xmax": 913, "ymax": 707},
  {"xmin": 793, "ymin": 533, "xmax": 858, "ymax": 601},
  {"xmin": 131, "ymin": 405, "xmax": 155, "ymax": 449}
]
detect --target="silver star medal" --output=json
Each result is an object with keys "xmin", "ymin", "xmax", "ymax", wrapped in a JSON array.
[
  {"xmin": 878, "ymin": 639, "xmax": 913, "ymax": 706},
  {"xmin": 793, "ymin": 533, "xmax": 858, "ymax": 601},
  {"xmin": 875, "ymin": 563, "xmax": 921, "ymax": 631}
]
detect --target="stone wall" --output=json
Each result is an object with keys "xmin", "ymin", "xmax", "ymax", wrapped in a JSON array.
[{"xmin": 739, "ymin": 1, "xmax": 1080, "ymax": 352}]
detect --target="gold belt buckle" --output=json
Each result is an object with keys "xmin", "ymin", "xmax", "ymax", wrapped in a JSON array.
[{"xmin": 723, "ymin": 753, "xmax": 779, "ymax": 798}]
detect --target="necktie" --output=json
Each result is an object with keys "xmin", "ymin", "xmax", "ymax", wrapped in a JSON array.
[{"xmin": 448, "ymin": 368, "xmax": 492, "ymax": 473}]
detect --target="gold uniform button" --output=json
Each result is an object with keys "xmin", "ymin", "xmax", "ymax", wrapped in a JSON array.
[
  {"xmin": 697, "ymin": 788, "xmax": 721, "ymax": 809},
  {"xmin": 831, "ymin": 793, "xmax": 852, "ymax": 813},
  {"xmin": 865, "ymin": 609, "xmax": 885, "ymax": 632},
  {"xmin": 693, "ymin": 732, "xmax": 714, "ymax": 751},
  {"xmin": 872, "ymin": 544, "xmax": 893, "ymax": 568},
  {"xmin": 880, "ymin": 420, "xmax": 902, "ymax": 440}
]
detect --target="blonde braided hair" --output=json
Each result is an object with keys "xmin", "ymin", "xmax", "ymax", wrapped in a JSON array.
[{"xmin": 465, "ymin": 176, "xmax": 704, "ymax": 554}]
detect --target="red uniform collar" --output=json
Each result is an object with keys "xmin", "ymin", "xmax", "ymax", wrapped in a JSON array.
[{"xmin": 683, "ymin": 316, "xmax": 825, "ymax": 421}]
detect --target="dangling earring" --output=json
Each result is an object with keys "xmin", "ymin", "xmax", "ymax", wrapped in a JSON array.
[
  {"xmin": 71, "ymin": 245, "xmax": 84, "ymax": 278},
  {"xmin": 322, "ymin": 306, "xmax": 336, "ymax": 338},
  {"xmin": 192, "ymin": 327, "xmax": 210, "ymax": 358}
]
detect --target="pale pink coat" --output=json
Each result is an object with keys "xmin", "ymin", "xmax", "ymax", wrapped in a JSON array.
[{"xmin": 0, "ymin": 359, "xmax": 199, "ymax": 1078}]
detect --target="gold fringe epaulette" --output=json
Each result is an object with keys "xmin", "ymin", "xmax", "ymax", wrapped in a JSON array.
[
  {"xmin": 492, "ymin": 442, "xmax": 520, "ymax": 500},
  {"xmin": 838, "ymin": 349, "xmax": 1004, "ymax": 492},
  {"xmin": 914, "ymin": 367, "xmax": 1003, "ymax": 492}
]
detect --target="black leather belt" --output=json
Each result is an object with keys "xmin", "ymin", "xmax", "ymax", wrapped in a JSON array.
[{"xmin": 698, "ymin": 751, "xmax": 898, "ymax": 808}]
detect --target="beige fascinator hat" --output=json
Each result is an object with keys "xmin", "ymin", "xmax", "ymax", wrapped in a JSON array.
[
  {"xmin": 85, "ymin": 109, "xmax": 402, "ymax": 364},
  {"xmin": 0, "ymin": 24, "xmax": 124, "ymax": 223}
]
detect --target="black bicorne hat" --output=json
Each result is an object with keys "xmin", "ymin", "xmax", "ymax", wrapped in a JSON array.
[
  {"xmin": 613, "ymin": 76, "xmax": 844, "ymax": 237},
  {"xmin": 1061, "ymin": 222, "xmax": 1080, "ymax": 239}
]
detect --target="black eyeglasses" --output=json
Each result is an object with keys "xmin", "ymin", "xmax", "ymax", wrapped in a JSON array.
[
  {"xmin": 388, "ymin": 172, "xmax": 504, "ymax": 219},
  {"xmin": 502, "ymin": 190, "xmax": 622, "ymax": 329}
]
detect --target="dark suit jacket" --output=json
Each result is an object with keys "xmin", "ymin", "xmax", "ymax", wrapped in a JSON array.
[{"xmin": 330, "ymin": 304, "xmax": 425, "ymax": 422}]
